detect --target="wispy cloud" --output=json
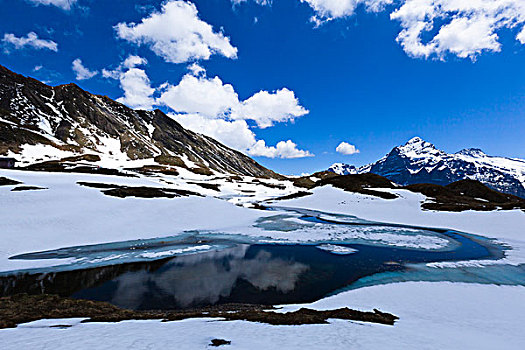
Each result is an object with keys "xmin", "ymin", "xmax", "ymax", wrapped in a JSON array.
[
  {"xmin": 2, "ymin": 32, "xmax": 58, "ymax": 52},
  {"xmin": 72, "ymin": 58, "xmax": 97, "ymax": 80},
  {"xmin": 28, "ymin": 0, "xmax": 77, "ymax": 11}
]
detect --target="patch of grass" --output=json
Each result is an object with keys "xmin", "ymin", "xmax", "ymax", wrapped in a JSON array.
[
  {"xmin": 154, "ymin": 155, "xmax": 187, "ymax": 168},
  {"xmin": 77, "ymin": 182, "xmax": 201, "ymax": 198},
  {"xmin": 317, "ymin": 174, "xmax": 398, "ymax": 199},
  {"xmin": 190, "ymin": 166, "xmax": 214, "ymax": 176},
  {"xmin": 11, "ymin": 186, "xmax": 47, "ymax": 192},
  {"xmin": 127, "ymin": 165, "xmax": 180, "ymax": 176},
  {"xmin": 210, "ymin": 339, "xmax": 231, "ymax": 347},
  {"xmin": 0, "ymin": 294, "xmax": 399, "ymax": 329},
  {"xmin": 0, "ymin": 177, "xmax": 21, "ymax": 186},
  {"xmin": 60, "ymin": 154, "xmax": 101, "ymax": 162},
  {"xmin": 24, "ymin": 161, "xmax": 134, "ymax": 177},
  {"xmin": 188, "ymin": 182, "xmax": 221, "ymax": 191},
  {"xmin": 271, "ymin": 191, "xmax": 313, "ymax": 201},
  {"xmin": 405, "ymin": 179, "xmax": 525, "ymax": 212}
]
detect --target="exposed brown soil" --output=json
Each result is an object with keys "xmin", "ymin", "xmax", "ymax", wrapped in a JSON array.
[
  {"xmin": 271, "ymin": 191, "xmax": 313, "ymax": 201},
  {"xmin": 77, "ymin": 182, "xmax": 117, "ymax": 189},
  {"xmin": 227, "ymin": 175, "xmax": 243, "ymax": 182},
  {"xmin": 0, "ymin": 176, "xmax": 21, "ymax": 186},
  {"xmin": 154, "ymin": 155, "xmax": 187, "ymax": 168},
  {"xmin": 77, "ymin": 182, "xmax": 202, "ymax": 198},
  {"xmin": 316, "ymin": 174, "xmax": 398, "ymax": 199},
  {"xmin": 0, "ymin": 120, "xmax": 56, "ymax": 155},
  {"xmin": 103, "ymin": 187, "xmax": 200, "ymax": 199},
  {"xmin": 188, "ymin": 182, "xmax": 221, "ymax": 191},
  {"xmin": 152, "ymin": 156, "xmax": 213, "ymax": 177},
  {"xmin": 10, "ymin": 186, "xmax": 47, "ymax": 192},
  {"xmin": 0, "ymin": 294, "xmax": 398, "ymax": 329},
  {"xmin": 291, "ymin": 171, "xmax": 339, "ymax": 189},
  {"xmin": 189, "ymin": 166, "xmax": 214, "ymax": 176},
  {"xmin": 251, "ymin": 179, "xmax": 287, "ymax": 190},
  {"xmin": 60, "ymin": 154, "xmax": 101, "ymax": 162},
  {"xmin": 250, "ymin": 203, "xmax": 269, "ymax": 210},
  {"xmin": 404, "ymin": 179, "xmax": 525, "ymax": 212},
  {"xmin": 312, "ymin": 174, "xmax": 524, "ymax": 211},
  {"xmin": 158, "ymin": 169, "xmax": 181, "ymax": 176},
  {"xmin": 292, "ymin": 177, "xmax": 316, "ymax": 189},
  {"xmin": 210, "ymin": 339, "xmax": 231, "ymax": 347},
  {"xmin": 312, "ymin": 171, "xmax": 341, "ymax": 180},
  {"xmin": 23, "ymin": 160, "xmax": 135, "ymax": 177},
  {"xmin": 126, "ymin": 165, "xmax": 180, "ymax": 176}
]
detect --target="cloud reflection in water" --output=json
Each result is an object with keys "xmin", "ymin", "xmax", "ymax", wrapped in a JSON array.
[{"xmin": 111, "ymin": 245, "xmax": 309, "ymax": 308}]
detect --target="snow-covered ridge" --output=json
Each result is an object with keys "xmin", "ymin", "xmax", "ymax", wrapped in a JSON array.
[
  {"xmin": 328, "ymin": 137, "xmax": 525, "ymax": 198},
  {"xmin": 328, "ymin": 163, "xmax": 357, "ymax": 175}
]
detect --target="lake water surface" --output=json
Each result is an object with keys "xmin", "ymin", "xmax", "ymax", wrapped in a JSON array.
[{"xmin": 2, "ymin": 208, "xmax": 520, "ymax": 310}]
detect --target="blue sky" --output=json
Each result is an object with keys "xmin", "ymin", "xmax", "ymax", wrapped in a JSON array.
[{"xmin": 2, "ymin": 0, "xmax": 525, "ymax": 174}]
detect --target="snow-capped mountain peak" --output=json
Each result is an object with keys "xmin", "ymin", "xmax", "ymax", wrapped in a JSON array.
[
  {"xmin": 327, "ymin": 137, "xmax": 525, "ymax": 198},
  {"xmin": 396, "ymin": 137, "xmax": 444, "ymax": 159},
  {"xmin": 371, "ymin": 138, "xmax": 525, "ymax": 197},
  {"xmin": 455, "ymin": 148, "xmax": 487, "ymax": 158},
  {"xmin": 328, "ymin": 163, "xmax": 357, "ymax": 175}
]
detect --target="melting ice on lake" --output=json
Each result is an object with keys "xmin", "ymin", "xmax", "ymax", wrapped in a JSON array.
[{"xmin": 2, "ymin": 207, "xmax": 521, "ymax": 310}]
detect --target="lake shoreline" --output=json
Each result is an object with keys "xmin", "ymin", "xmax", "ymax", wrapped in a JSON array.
[{"xmin": 0, "ymin": 294, "xmax": 399, "ymax": 329}]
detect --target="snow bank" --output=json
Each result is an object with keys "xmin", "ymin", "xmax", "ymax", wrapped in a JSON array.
[
  {"xmin": 1, "ymin": 282, "xmax": 523, "ymax": 349},
  {"xmin": 0, "ymin": 170, "xmax": 271, "ymax": 272}
]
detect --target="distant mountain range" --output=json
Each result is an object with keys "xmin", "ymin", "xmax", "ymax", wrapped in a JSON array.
[
  {"xmin": 329, "ymin": 137, "xmax": 525, "ymax": 198},
  {"xmin": 0, "ymin": 65, "xmax": 277, "ymax": 178}
]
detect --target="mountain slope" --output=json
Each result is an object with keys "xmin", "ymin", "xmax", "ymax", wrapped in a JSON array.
[
  {"xmin": 0, "ymin": 65, "xmax": 277, "ymax": 178},
  {"xmin": 328, "ymin": 137, "xmax": 525, "ymax": 198}
]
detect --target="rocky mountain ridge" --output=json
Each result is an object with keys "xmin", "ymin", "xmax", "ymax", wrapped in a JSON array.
[
  {"xmin": 329, "ymin": 137, "xmax": 525, "ymax": 198},
  {"xmin": 0, "ymin": 65, "xmax": 277, "ymax": 178}
]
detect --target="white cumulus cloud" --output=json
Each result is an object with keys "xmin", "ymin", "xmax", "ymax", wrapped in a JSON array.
[
  {"xmin": 171, "ymin": 113, "xmax": 312, "ymax": 159},
  {"xmin": 170, "ymin": 113, "xmax": 258, "ymax": 152},
  {"xmin": 158, "ymin": 72, "xmax": 239, "ymax": 118},
  {"xmin": 157, "ymin": 68, "xmax": 308, "ymax": 129},
  {"xmin": 28, "ymin": 0, "xmax": 77, "ymax": 10},
  {"xmin": 249, "ymin": 140, "xmax": 313, "ymax": 158},
  {"xmin": 299, "ymin": 0, "xmax": 525, "ymax": 60},
  {"xmin": 159, "ymin": 67, "xmax": 311, "ymax": 158},
  {"xmin": 2, "ymin": 32, "xmax": 58, "ymax": 51},
  {"xmin": 115, "ymin": 0, "xmax": 238, "ymax": 64},
  {"xmin": 389, "ymin": 0, "xmax": 525, "ymax": 60},
  {"xmin": 117, "ymin": 68, "xmax": 155, "ymax": 110},
  {"xmin": 105, "ymin": 59, "xmax": 311, "ymax": 158},
  {"xmin": 336, "ymin": 141, "xmax": 360, "ymax": 155},
  {"xmin": 103, "ymin": 55, "xmax": 155, "ymax": 110},
  {"xmin": 72, "ymin": 58, "xmax": 97, "ymax": 80},
  {"xmin": 233, "ymin": 88, "xmax": 308, "ymax": 128}
]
